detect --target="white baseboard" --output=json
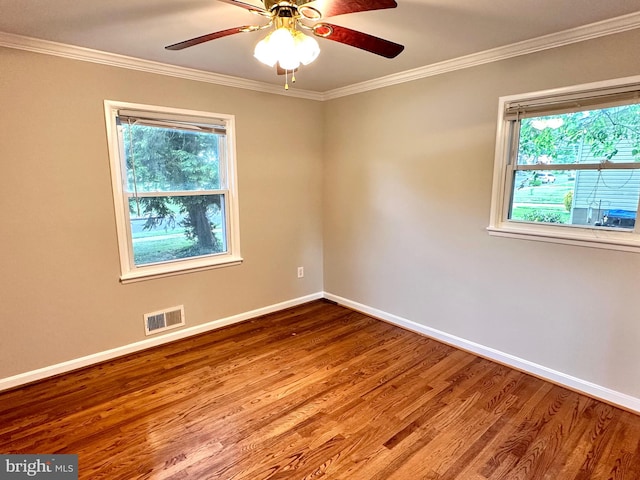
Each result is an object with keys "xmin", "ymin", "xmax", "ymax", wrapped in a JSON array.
[
  {"xmin": 6, "ymin": 290, "xmax": 640, "ymax": 414},
  {"xmin": 0, "ymin": 292, "xmax": 324, "ymax": 392},
  {"xmin": 324, "ymin": 292, "xmax": 640, "ymax": 414}
]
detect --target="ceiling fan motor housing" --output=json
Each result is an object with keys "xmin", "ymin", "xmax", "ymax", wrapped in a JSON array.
[
  {"xmin": 265, "ymin": 1, "xmax": 322, "ymax": 21},
  {"xmin": 273, "ymin": 8, "xmax": 297, "ymax": 30},
  {"xmin": 264, "ymin": 0, "xmax": 297, "ymax": 10}
]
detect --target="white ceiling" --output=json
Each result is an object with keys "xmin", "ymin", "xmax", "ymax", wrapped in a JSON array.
[{"xmin": 1, "ymin": 0, "xmax": 640, "ymax": 93}]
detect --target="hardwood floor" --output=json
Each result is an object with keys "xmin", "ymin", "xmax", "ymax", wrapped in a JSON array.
[{"xmin": 1, "ymin": 300, "xmax": 639, "ymax": 479}]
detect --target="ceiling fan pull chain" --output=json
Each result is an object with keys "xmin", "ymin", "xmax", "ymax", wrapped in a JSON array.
[{"xmin": 285, "ymin": 69, "xmax": 289, "ymax": 90}]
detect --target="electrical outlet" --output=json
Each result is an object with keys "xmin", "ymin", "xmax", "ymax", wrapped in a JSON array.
[{"xmin": 297, "ymin": 266, "xmax": 304, "ymax": 278}]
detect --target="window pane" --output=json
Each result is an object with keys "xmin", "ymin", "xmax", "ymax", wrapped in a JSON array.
[
  {"xmin": 517, "ymin": 104, "xmax": 640, "ymax": 166},
  {"xmin": 510, "ymin": 169, "xmax": 638, "ymax": 228},
  {"xmin": 129, "ymin": 194, "xmax": 227, "ymax": 265},
  {"xmin": 122, "ymin": 123, "xmax": 222, "ymax": 192}
]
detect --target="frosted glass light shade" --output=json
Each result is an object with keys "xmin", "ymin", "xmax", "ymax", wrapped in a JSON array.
[
  {"xmin": 254, "ymin": 37, "xmax": 278, "ymax": 67},
  {"xmin": 295, "ymin": 32, "xmax": 320, "ymax": 65},
  {"xmin": 254, "ymin": 27, "xmax": 320, "ymax": 70}
]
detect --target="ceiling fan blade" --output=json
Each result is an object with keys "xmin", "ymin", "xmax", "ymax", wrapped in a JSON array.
[
  {"xmin": 300, "ymin": 0, "xmax": 397, "ymax": 18},
  {"xmin": 313, "ymin": 24, "xmax": 404, "ymax": 58},
  {"xmin": 216, "ymin": 0, "xmax": 267, "ymax": 14},
  {"xmin": 165, "ymin": 27, "xmax": 249, "ymax": 50}
]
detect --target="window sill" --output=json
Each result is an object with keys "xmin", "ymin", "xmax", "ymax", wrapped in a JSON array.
[
  {"xmin": 487, "ymin": 224, "xmax": 640, "ymax": 253},
  {"xmin": 120, "ymin": 256, "xmax": 243, "ymax": 284}
]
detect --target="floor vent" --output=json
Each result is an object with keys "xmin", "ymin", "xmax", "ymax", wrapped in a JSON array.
[{"xmin": 144, "ymin": 306, "xmax": 185, "ymax": 336}]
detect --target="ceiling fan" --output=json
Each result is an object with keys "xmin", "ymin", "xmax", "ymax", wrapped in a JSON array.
[{"xmin": 165, "ymin": 0, "xmax": 404, "ymax": 88}]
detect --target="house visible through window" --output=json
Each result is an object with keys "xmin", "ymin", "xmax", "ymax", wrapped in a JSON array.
[
  {"xmin": 104, "ymin": 101, "xmax": 241, "ymax": 282},
  {"xmin": 488, "ymin": 76, "xmax": 640, "ymax": 252}
]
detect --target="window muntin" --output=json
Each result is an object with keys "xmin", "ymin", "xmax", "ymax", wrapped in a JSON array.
[
  {"xmin": 489, "ymin": 76, "xmax": 640, "ymax": 252},
  {"xmin": 105, "ymin": 101, "xmax": 241, "ymax": 281}
]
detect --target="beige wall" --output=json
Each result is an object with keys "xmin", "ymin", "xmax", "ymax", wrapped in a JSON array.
[
  {"xmin": 323, "ymin": 29, "xmax": 640, "ymax": 399},
  {"xmin": 3, "ymin": 28, "xmax": 640, "ymax": 401},
  {"xmin": 0, "ymin": 47, "xmax": 324, "ymax": 378}
]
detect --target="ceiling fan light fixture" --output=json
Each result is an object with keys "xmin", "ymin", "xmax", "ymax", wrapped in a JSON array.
[
  {"xmin": 254, "ymin": 26, "xmax": 320, "ymax": 71},
  {"xmin": 270, "ymin": 27, "xmax": 299, "ymax": 69}
]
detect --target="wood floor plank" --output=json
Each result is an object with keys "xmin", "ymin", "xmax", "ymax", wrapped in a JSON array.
[
  {"xmin": 1, "ymin": 300, "xmax": 639, "ymax": 479},
  {"xmin": 594, "ymin": 411, "xmax": 640, "ymax": 479}
]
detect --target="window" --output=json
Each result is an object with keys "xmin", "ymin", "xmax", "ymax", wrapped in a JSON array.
[
  {"xmin": 104, "ymin": 101, "xmax": 241, "ymax": 282},
  {"xmin": 488, "ymin": 75, "xmax": 640, "ymax": 252}
]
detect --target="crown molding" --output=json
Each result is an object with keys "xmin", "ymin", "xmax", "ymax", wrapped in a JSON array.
[
  {"xmin": 2, "ymin": 10, "xmax": 640, "ymax": 102},
  {"xmin": 322, "ymin": 11, "xmax": 640, "ymax": 100},
  {"xmin": 0, "ymin": 31, "xmax": 324, "ymax": 101}
]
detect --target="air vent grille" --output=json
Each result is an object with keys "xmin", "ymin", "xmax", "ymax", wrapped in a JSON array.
[{"xmin": 144, "ymin": 306, "xmax": 185, "ymax": 336}]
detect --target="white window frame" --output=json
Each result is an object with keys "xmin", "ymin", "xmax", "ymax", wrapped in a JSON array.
[
  {"xmin": 488, "ymin": 75, "xmax": 640, "ymax": 253},
  {"xmin": 104, "ymin": 100, "xmax": 242, "ymax": 283}
]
